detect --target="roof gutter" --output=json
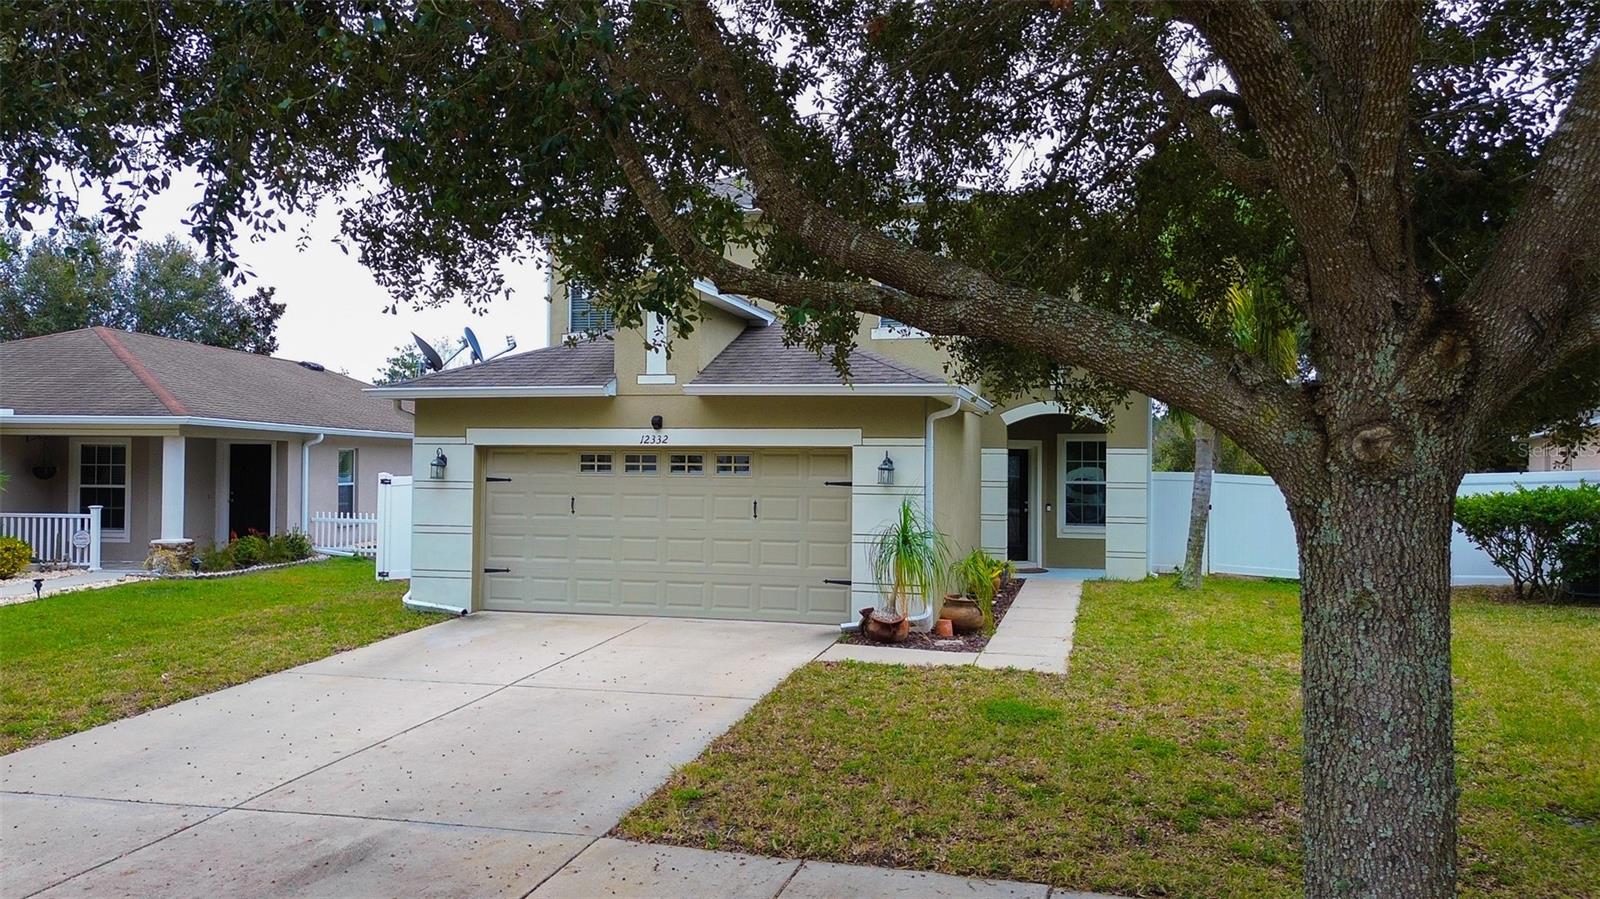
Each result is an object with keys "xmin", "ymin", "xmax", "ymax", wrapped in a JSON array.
[
  {"xmin": 364, "ymin": 379, "xmax": 619, "ymax": 400},
  {"xmin": 0, "ymin": 413, "xmax": 408, "ymax": 441},
  {"xmin": 682, "ymin": 382, "xmax": 994, "ymax": 412}
]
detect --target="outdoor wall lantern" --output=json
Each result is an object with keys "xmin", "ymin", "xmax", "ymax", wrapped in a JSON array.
[
  {"xmin": 429, "ymin": 448, "xmax": 448, "ymax": 480},
  {"xmin": 877, "ymin": 452, "xmax": 895, "ymax": 486},
  {"xmin": 651, "ymin": 414, "xmax": 664, "ymax": 431}
]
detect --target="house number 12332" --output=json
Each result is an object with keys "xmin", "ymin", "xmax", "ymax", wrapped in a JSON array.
[{"xmin": 639, "ymin": 434, "xmax": 669, "ymax": 444}]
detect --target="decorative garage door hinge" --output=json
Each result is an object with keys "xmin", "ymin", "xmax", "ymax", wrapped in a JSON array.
[
  {"xmin": 485, "ymin": 476, "xmax": 512, "ymax": 482},
  {"xmin": 483, "ymin": 567, "xmax": 510, "ymax": 574},
  {"xmin": 822, "ymin": 480, "xmax": 852, "ymax": 487},
  {"xmin": 822, "ymin": 578, "xmax": 852, "ymax": 586}
]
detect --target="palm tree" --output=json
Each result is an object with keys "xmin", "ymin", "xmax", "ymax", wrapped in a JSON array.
[{"xmin": 1176, "ymin": 268, "xmax": 1299, "ymax": 589}]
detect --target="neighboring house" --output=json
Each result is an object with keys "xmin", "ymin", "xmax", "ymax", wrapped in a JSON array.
[
  {"xmin": 1527, "ymin": 418, "xmax": 1600, "ymax": 471},
  {"xmin": 373, "ymin": 272, "xmax": 1152, "ymax": 623},
  {"xmin": 0, "ymin": 327, "xmax": 413, "ymax": 564}
]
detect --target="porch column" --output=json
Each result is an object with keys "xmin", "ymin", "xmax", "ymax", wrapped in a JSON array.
[{"xmin": 161, "ymin": 435, "xmax": 186, "ymax": 540}]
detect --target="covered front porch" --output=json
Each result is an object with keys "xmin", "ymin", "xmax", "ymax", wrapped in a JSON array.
[
  {"xmin": 981, "ymin": 398, "xmax": 1152, "ymax": 579},
  {"xmin": 0, "ymin": 427, "xmax": 301, "ymax": 565}
]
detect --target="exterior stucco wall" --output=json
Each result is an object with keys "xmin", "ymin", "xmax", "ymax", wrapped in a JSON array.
[
  {"xmin": 183, "ymin": 438, "xmax": 217, "ymax": 546},
  {"xmin": 932, "ymin": 409, "xmax": 982, "ymax": 556},
  {"xmin": 0, "ymin": 435, "xmax": 68, "ymax": 512},
  {"xmin": 416, "ymin": 395, "xmax": 934, "ymax": 440},
  {"xmin": 1528, "ymin": 434, "xmax": 1600, "ymax": 471},
  {"xmin": 304, "ymin": 437, "xmax": 412, "ymax": 518}
]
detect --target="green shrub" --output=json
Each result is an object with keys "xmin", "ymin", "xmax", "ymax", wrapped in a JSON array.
[
  {"xmin": 267, "ymin": 531, "xmax": 313, "ymax": 563},
  {"xmin": 197, "ymin": 542, "xmax": 235, "ymax": 572},
  {"xmin": 1454, "ymin": 483, "xmax": 1600, "ymax": 599},
  {"xmin": 229, "ymin": 534, "xmax": 269, "ymax": 568},
  {"xmin": 0, "ymin": 536, "xmax": 32, "ymax": 578}
]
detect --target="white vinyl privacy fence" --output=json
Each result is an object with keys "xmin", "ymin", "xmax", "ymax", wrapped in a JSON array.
[
  {"xmin": 375, "ymin": 473, "xmax": 411, "ymax": 581},
  {"xmin": 1151, "ymin": 469, "xmax": 1593, "ymax": 585}
]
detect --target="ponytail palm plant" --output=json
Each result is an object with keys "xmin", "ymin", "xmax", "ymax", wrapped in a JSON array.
[{"xmin": 868, "ymin": 498, "xmax": 951, "ymax": 617}]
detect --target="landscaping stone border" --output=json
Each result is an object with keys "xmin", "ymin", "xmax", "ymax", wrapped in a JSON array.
[{"xmin": 158, "ymin": 554, "xmax": 333, "ymax": 580}]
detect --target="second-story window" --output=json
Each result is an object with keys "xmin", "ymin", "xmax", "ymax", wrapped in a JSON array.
[{"xmin": 568, "ymin": 285, "xmax": 614, "ymax": 333}]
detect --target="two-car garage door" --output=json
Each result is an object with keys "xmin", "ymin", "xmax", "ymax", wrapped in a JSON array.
[{"xmin": 481, "ymin": 447, "xmax": 852, "ymax": 624}]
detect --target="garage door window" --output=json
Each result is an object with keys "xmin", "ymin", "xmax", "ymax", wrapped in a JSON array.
[
  {"xmin": 669, "ymin": 453, "xmax": 704, "ymax": 475},
  {"xmin": 579, "ymin": 452, "xmax": 613, "ymax": 474},
  {"xmin": 715, "ymin": 453, "xmax": 752, "ymax": 475},
  {"xmin": 624, "ymin": 453, "xmax": 658, "ymax": 474}
]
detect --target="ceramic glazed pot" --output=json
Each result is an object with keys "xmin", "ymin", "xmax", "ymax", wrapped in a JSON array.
[{"xmin": 941, "ymin": 595, "xmax": 984, "ymax": 634}]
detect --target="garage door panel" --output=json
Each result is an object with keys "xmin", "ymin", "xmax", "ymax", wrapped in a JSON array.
[{"xmin": 483, "ymin": 448, "xmax": 851, "ymax": 623}]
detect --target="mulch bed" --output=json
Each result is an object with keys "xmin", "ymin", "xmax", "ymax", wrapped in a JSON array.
[{"xmin": 837, "ymin": 577, "xmax": 1026, "ymax": 653}]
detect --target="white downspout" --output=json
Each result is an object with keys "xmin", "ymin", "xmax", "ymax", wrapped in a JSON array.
[
  {"xmin": 909, "ymin": 397, "xmax": 963, "ymax": 629},
  {"xmin": 300, "ymin": 433, "xmax": 325, "ymax": 534}
]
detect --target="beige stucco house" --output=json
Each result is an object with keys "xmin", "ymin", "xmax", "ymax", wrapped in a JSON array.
[
  {"xmin": 375, "ymin": 274, "xmax": 1152, "ymax": 624},
  {"xmin": 0, "ymin": 328, "xmax": 413, "ymax": 564},
  {"xmin": 1527, "ymin": 418, "xmax": 1600, "ymax": 471}
]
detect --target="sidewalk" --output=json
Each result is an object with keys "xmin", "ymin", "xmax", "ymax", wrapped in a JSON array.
[
  {"xmin": 818, "ymin": 578, "xmax": 1083, "ymax": 674},
  {"xmin": 529, "ymin": 837, "xmax": 1122, "ymax": 898}
]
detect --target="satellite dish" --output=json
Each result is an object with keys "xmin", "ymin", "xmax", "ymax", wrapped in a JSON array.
[
  {"xmin": 411, "ymin": 332, "xmax": 445, "ymax": 372},
  {"xmin": 463, "ymin": 326, "xmax": 485, "ymax": 364}
]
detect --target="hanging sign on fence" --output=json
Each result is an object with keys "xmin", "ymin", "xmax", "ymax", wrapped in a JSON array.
[{"xmin": 71, "ymin": 530, "xmax": 91, "ymax": 549}]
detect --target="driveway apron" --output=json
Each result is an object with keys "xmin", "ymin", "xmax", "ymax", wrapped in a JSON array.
[{"xmin": 1, "ymin": 612, "xmax": 836, "ymax": 899}]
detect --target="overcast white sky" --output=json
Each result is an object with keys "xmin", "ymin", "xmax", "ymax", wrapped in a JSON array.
[{"xmin": 30, "ymin": 177, "xmax": 551, "ymax": 382}]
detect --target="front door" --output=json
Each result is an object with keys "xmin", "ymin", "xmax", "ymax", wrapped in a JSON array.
[
  {"xmin": 1007, "ymin": 448, "xmax": 1030, "ymax": 561},
  {"xmin": 228, "ymin": 443, "xmax": 273, "ymax": 537}
]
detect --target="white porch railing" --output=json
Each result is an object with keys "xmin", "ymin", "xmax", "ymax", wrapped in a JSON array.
[
  {"xmin": 0, "ymin": 507, "xmax": 102, "ymax": 570},
  {"xmin": 310, "ymin": 512, "xmax": 379, "ymax": 558}
]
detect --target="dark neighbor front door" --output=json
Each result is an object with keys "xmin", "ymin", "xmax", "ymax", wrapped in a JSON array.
[
  {"xmin": 228, "ymin": 443, "xmax": 273, "ymax": 537},
  {"xmin": 1007, "ymin": 448, "xmax": 1030, "ymax": 561}
]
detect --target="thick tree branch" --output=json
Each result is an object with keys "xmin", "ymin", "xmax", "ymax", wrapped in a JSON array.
[
  {"xmin": 1119, "ymin": 24, "xmax": 1272, "ymax": 189},
  {"xmin": 1463, "ymin": 50, "xmax": 1600, "ymax": 423},
  {"xmin": 597, "ymin": 6, "xmax": 1324, "ymax": 481}
]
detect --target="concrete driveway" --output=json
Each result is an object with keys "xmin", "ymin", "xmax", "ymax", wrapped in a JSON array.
[{"xmin": 1, "ymin": 612, "xmax": 836, "ymax": 898}]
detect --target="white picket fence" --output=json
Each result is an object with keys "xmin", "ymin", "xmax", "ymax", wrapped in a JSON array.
[
  {"xmin": 1151, "ymin": 469, "xmax": 1593, "ymax": 585},
  {"xmin": 310, "ymin": 512, "xmax": 379, "ymax": 558},
  {"xmin": 0, "ymin": 509, "xmax": 102, "ymax": 570}
]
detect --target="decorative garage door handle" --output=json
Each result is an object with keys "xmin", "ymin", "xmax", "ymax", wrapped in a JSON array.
[{"xmin": 752, "ymin": 499, "xmax": 758, "ymax": 519}]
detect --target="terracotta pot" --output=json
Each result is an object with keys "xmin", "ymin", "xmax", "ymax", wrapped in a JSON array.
[
  {"xmin": 942, "ymin": 595, "xmax": 984, "ymax": 634},
  {"xmin": 934, "ymin": 618, "xmax": 954, "ymax": 638},
  {"xmin": 860, "ymin": 607, "xmax": 909, "ymax": 643}
]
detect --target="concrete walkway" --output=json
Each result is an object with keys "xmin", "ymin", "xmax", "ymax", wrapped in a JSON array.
[
  {"xmin": 819, "ymin": 578, "xmax": 1083, "ymax": 673},
  {"xmin": 0, "ymin": 611, "xmax": 1090, "ymax": 898},
  {"xmin": 0, "ymin": 568, "xmax": 147, "ymax": 606}
]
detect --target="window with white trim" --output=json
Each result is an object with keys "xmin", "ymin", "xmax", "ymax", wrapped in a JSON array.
[
  {"xmin": 669, "ymin": 453, "xmax": 704, "ymax": 474},
  {"xmin": 873, "ymin": 315, "xmax": 929, "ymax": 339},
  {"xmin": 78, "ymin": 442, "xmax": 129, "ymax": 535},
  {"xmin": 568, "ymin": 285, "xmax": 614, "ymax": 333},
  {"xmin": 336, "ymin": 449, "xmax": 357, "ymax": 515},
  {"xmin": 624, "ymin": 453, "xmax": 658, "ymax": 474},
  {"xmin": 1058, "ymin": 437, "xmax": 1107, "ymax": 532},
  {"xmin": 715, "ymin": 453, "xmax": 752, "ymax": 475},
  {"xmin": 579, "ymin": 452, "xmax": 613, "ymax": 473}
]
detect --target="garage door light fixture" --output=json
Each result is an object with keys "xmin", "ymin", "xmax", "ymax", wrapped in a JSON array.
[
  {"xmin": 877, "ymin": 452, "xmax": 895, "ymax": 485},
  {"xmin": 430, "ymin": 448, "xmax": 449, "ymax": 480}
]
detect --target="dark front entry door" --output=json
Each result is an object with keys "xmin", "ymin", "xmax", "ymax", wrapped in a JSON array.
[
  {"xmin": 228, "ymin": 443, "xmax": 273, "ymax": 537},
  {"xmin": 1007, "ymin": 448, "xmax": 1030, "ymax": 562}
]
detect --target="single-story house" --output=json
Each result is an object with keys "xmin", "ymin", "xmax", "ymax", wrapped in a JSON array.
[
  {"xmin": 0, "ymin": 327, "xmax": 413, "ymax": 564},
  {"xmin": 373, "ymin": 277, "xmax": 1151, "ymax": 623}
]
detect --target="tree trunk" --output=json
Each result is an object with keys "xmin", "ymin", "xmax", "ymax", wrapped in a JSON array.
[
  {"xmin": 1290, "ymin": 467, "xmax": 1459, "ymax": 898},
  {"xmin": 1178, "ymin": 421, "xmax": 1216, "ymax": 589}
]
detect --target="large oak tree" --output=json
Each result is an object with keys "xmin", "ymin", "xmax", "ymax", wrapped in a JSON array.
[{"xmin": 4, "ymin": 2, "xmax": 1598, "ymax": 895}]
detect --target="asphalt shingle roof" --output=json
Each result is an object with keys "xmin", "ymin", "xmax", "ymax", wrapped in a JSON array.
[
  {"xmin": 690, "ymin": 325, "xmax": 947, "ymax": 385},
  {"xmin": 383, "ymin": 338, "xmax": 616, "ymax": 388},
  {"xmin": 0, "ymin": 327, "xmax": 413, "ymax": 433}
]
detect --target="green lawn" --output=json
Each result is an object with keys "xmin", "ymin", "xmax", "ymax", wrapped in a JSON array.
[
  {"xmin": 617, "ymin": 578, "xmax": 1599, "ymax": 898},
  {"xmin": 0, "ymin": 557, "xmax": 445, "ymax": 754}
]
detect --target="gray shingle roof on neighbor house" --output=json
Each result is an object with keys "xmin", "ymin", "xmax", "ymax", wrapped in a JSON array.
[
  {"xmin": 381, "ymin": 338, "xmax": 617, "ymax": 389},
  {"xmin": 691, "ymin": 325, "xmax": 946, "ymax": 385},
  {"xmin": 0, "ymin": 327, "xmax": 413, "ymax": 434}
]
